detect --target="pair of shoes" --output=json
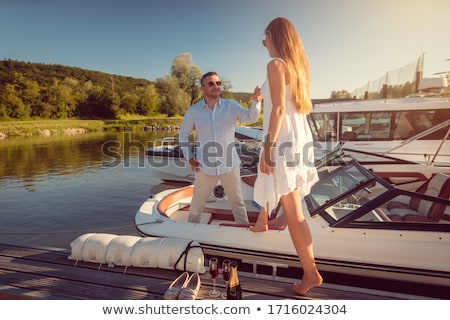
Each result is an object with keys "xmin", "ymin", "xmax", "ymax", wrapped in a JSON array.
[
  {"xmin": 163, "ymin": 272, "xmax": 201, "ymax": 300},
  {"xmin": 178, "ymin": 272, "xmax": 201, "ymax": 300},
  {"xmin": 163, "ymin": 271, "xmax": 189, "ymax": 300}
]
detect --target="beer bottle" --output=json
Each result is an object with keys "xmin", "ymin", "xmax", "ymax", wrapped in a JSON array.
[{"xmin": 226, "ymin": 261, "xmax": 242, "ymax": 300}]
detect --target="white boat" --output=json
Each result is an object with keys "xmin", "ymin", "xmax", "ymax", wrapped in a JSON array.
[
  {"xmin": 135, "ymin": 157, "xmax": 450, "ymax": 291},
  {"xmin": 234, "ymin": 124, "xmax": 263, "ymax": 141},
  {"xmin": 146, "ymin": 128, "xmax": 261, "ymax": 183},
  {"xmin": 147, "ymin": 130, "xmax": 449, "ymax": 185},
  {"xmin": 308, "ymin": 96, "xmax": 450, "ymax": 166},
  {"xmin": 146, "ymin": 95, "xmax": 449, "ymax": 183}
]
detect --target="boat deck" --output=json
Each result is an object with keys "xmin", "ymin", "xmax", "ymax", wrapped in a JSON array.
[{"xmin": 0, "ymin": 243, "xmax": 433, "ymax": 300}]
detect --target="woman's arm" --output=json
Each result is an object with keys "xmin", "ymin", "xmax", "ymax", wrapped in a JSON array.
[{"xmin": 261, "ymin": 59, "xmax": 287, "ymax": 174}]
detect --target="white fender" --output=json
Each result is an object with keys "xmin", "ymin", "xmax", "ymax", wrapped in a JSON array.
[
  {"xmin": 105, "ymin": 235, "xmax": 141, "ymax": 266},
  {"xmin": 69, "ymin": 233, "xmax": 205, "ymax": 273}
]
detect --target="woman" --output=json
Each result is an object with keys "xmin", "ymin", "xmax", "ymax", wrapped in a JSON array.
[{"xmin": 250, "ymin": 17, "xmax": 323, "ymax": 295}]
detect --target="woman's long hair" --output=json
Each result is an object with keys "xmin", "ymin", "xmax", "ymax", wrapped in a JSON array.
[{"xmin": 265, "ymin": 17, "xmax": 312, "ymax": 114}]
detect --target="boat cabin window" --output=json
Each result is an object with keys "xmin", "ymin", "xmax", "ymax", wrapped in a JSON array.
[
  {"xmin": 341, "ymin": 112, "xmax": 392, "ymax": 140},
  {"xmin": 308, "ymin": 112, "xmax": 336, "ymax": 141},
  {"xmin": 308, "ymin": 108, "xmax": 450, "ymax": 142}
]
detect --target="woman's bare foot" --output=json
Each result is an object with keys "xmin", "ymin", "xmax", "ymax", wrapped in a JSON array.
[
  {"xmin": 249, "ymin": 222, "xmax": 268, "ymax": 232},
  {"xmin": 292, "ymin": 272, "xmax": 323, "ymax": 295},
  {"xmin": 250, "ymin": 207, "xmax": 269, "ymax": 232}
]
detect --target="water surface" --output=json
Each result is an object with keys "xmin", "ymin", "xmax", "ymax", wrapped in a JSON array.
[{"xmin": 0, "ymin": 130, "xmax": 179, "ymax": 249}]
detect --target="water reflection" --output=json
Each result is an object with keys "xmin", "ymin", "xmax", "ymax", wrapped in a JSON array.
[
  {"xmin": 0, "ymin": 131, "xmax": 169, "ymax": 190},
  {"xmin": 0, "ymin": 130, "xmax": 177, "ymax": 249}
]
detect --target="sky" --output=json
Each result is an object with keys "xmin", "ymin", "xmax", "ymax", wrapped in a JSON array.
[{"xmin": 1, "ymin": 0, "xmax": 449, "ymax": 99}]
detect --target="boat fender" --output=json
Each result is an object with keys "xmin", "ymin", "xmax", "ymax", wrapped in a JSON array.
[
  {"xmin": 68, "ymin": 233, "xmax": 206, "ymax": 273},
  {"xmin": 173, "ymin": 240, "xmax": 204, "ymax": 272}
]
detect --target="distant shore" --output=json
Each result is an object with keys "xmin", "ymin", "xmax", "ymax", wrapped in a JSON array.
[{"xmin": 0, "ymin": 118, "xmax": 184, "ymax": 139}]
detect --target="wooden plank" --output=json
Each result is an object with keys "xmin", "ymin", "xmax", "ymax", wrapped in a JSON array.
[
  {"xmin": 0, "ymin": 244, "xmax": 288, "ymax": 300},
  {"xmin": 0, "ymin": 243, "xmax": 431, "ymax": 300}
]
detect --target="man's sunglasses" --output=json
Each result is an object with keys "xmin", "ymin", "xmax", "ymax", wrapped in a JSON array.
[{"xmin": 207, "ymin": 81, "xmax": 222, "ymax": 87}]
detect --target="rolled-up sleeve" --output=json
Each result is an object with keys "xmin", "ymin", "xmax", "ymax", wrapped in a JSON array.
[{"xmin": 236, "ymin": 99, "xmax": 261, "ymax": 123}]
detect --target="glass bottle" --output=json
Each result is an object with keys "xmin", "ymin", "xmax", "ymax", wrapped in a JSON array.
[{"xmin": 226, "ymin": 261, "xmax": 242, "ymax": 300}]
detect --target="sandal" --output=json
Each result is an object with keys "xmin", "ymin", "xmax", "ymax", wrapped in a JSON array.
[
  {"xmin": 178, "ymin": 272, "xmax": 201, "ymax": 300},
  {"xmin": 163, "ymin": 271, "xmax": 189, "ymax": 300}
]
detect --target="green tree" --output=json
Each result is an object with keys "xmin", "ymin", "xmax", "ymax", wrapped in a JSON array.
[
  {"xmin": 120, "ymin": 92, "xmax": 139, "ymax": 114},
  {"xmin": 170, "ymin": 53, "xmax": 202, "ymax": 105},
  {"xmin": 10, "ymin": 72, "xmax": 40, "ymax": 118},
  {"xmin": 156, "ymin": 75, "xmax": 190, "ymax": 116},
  {"xmin": 76, "ymin": 83, "xmax": 116, "ymax": 119},
  {"xmin": 4, "ymin": 83, "xmax": 29, "ymax": 119},
  {"xmin": 219, "ymin": 78, "xmax": 234, "ymax": 99},
  {"xmin": 137, "ymin": 84, "xmax": 160, "ymax": 116},
  {"xmin": 330, "ymin": 90, "xmax": 352, "ymax": 99},
  {"xmin": 44, "ymin": 78, "xmax": 77, "ymax": 118}
]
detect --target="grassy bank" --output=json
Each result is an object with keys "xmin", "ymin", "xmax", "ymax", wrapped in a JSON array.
[
  {"xmin": 0, "ymin": 114, "xmax": 263, "ymax": 138},
  {"xmin": 0, "ymin": 117, "xmax": 184, "ymax": 137}
]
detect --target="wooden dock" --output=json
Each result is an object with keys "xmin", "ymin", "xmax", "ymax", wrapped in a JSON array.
[{"xmin": 0, "ymin": 243, "xmax": 435, "ymax": 300}]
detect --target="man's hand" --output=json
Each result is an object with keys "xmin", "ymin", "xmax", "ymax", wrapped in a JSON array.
[
  {"xmin": 252, "ymin": 86, "xmax": 262, "ymax": 102},
  {"xmin": 188, "ymin": 157, "xmax": 201, "ymax": 172}
]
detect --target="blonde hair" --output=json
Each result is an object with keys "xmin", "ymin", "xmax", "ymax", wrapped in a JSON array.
[{"xmin": 265, "ymin": 17, "xmax": 312, "ymax": 114}]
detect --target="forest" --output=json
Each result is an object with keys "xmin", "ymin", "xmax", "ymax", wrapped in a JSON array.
[
  {"xmin": 0, "ymin": 54, "xmax": 252, "ymax": 120},
  {"xmin": 1, "ymin": 53, "xmax": 419, "ymax": 122}
]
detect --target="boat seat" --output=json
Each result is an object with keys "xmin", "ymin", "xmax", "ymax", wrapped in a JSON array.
[
  {"xmin": 341, "ymin": 131, "xmax": 356, "ymax": 141},
  {"xmin": 386, "ymin": 173, "xmax": 450, "ymax": 222},
  {"xmin": 170, "ymin": 210, "xmax": 212, "ymax": 224}
]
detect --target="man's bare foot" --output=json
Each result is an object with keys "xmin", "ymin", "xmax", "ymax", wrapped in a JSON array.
[
  {"xmin": 249, "ymin": 222, "xmax": 268, "ymax": 232},
  {"xmin": 292, "ymin": 272, "xmax": 323, "ymax": 295}
]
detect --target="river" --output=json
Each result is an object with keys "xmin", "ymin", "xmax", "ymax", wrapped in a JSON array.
[{"xmin": 0, "ymin": 130, "xmax": 185, "ymax": 250}]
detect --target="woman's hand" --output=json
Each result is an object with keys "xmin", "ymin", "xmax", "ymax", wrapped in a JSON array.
[{"xmin": 260, "ymin": 147, "xmax": 274, "ymax": 175}]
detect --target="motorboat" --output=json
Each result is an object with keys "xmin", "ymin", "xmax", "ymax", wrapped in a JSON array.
[
  {"xmin": 146, "ymin": 130, "xmax": 449, "ymax": 185},
  {"xmin": 135, "ymin": 157, "xmax": 450, "ymax": 291},
  {"xmin": 146, "ymin": 131, "xmax": 261, "ymax": 183},
  {"xmin": 234, "ymin": 124, "xmax": 263, "ymax": 140}
]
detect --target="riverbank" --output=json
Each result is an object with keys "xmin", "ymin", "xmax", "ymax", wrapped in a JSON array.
[
  {"xmin": 0, "ymin": 118, "xmax": 183, "ymax": 139},
  {"xmin": 0, "ymin": 116, "xmax": 263, "ymax": 139}
]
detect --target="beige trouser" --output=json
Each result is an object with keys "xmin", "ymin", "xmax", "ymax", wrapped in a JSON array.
[{"xmin": 189, "ymin": 167, "xmax": 249, "ymax": 224}]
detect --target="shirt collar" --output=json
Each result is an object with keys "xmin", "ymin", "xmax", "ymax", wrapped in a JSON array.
[{"xmin": 202, "ymin": 97, "xmax": 222, "ymax": 108}]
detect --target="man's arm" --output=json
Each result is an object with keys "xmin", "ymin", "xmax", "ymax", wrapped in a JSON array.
[
  {"xmin": 179, "ymin": 111, "xmax": 194, "ymax": 161},
  {"xmin": 236, "ymin": 86, "xmax": 262, "ymax": 123}
]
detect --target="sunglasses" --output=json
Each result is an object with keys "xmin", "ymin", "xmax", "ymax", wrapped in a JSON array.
[{"xmin": 207, "ymin": 81, "xmax": 222, "ymax": 87}]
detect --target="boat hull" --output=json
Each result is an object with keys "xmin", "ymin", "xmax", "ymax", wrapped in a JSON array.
[{"xmin": 135, "ymin": 187, "xmax": 450, "ymax": 289}]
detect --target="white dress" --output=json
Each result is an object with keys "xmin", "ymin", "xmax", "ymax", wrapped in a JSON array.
[{"xmin": 253, "ymin": 58, "xmax": 319, "ymax": 215}]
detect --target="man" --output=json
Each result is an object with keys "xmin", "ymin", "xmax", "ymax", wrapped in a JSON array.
[{"xmin": 179, "ymin": 71, "xmax": 262, "ymax": 224}]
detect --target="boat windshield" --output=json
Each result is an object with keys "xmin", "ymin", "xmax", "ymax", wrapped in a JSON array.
[
  {"xmin": 305, "ymin": 160, "xmax": 450, "ymax": 232},
  {"xmin": 308, "ymin": 162, "xmax": 376, "ymax": 213}
]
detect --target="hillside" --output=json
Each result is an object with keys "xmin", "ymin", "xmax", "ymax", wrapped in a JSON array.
[
  {"xmin": 0, "ymin": 60, "xmax": 254, "ymax": 120},
  {"xmin": 0, "ymin": 59, "xmax": 152, "ymax": 94}
]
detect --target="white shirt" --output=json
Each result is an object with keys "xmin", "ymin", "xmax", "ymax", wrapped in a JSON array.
[{"xmin": 179, "ymin": 98, "xmax": 261, "ymax": 176}]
